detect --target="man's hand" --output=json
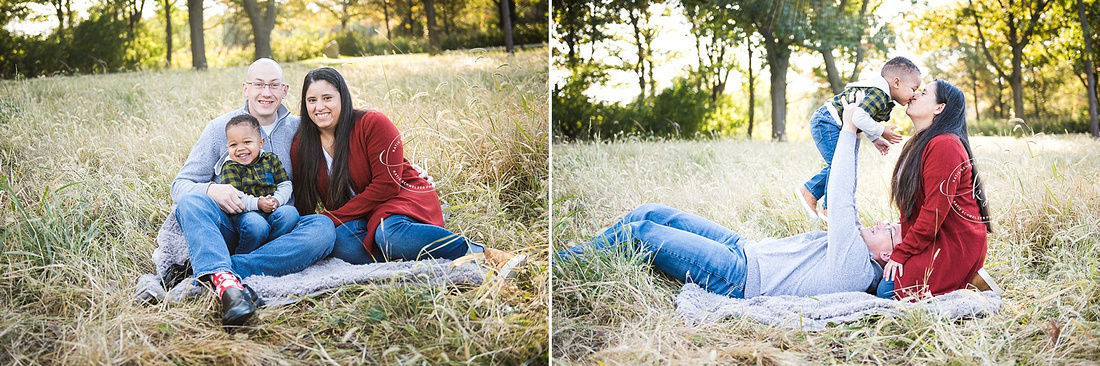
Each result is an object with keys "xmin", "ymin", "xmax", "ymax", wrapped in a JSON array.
[
  {"xmin": 207, "ymin": 184, "xmax": 246, "ymax": 214},
  {"xmin": 880, "ymin": 125, "xmax": 903, "ymax": 144},
  {"xmin": 258, "ymin": 196, "xmax": 278, "ymax": 213},
  {"xmin": 883, "ymin": 259, "xmax": 904, "ymax": 282},
  {"xmin": 872, "ymin": 138, "xmax": 891, "ymax": 156},
  {"xmin": 841, "ymin": 90, "xmax": 865, "ymax": 133}
]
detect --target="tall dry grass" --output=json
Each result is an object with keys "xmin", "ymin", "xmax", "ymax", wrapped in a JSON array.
[
  {"xmin": 552, "ymin": 135, "xmax": 1100, "ymax": 364},
  {"xmin": 0, "ymin": 49, "xmax": 548, "ymax": 364}
]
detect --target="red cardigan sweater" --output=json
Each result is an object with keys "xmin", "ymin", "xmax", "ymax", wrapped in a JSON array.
[
  {"xmin": 292, "ymin": 111, "xmax": 444, "ymax": 255},
  {"xmin": 892, "ymin": 134, "xmax": 988, "ymax": 300}
]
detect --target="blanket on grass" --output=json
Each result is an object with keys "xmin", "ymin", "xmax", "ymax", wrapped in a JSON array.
[
  {"xmin": 135, "ymin": 211, "xmax": 486, "ymax": 306},
  {"xmin": 674, "ymin": 283, "xmax": 1002, "ymax": 331}
]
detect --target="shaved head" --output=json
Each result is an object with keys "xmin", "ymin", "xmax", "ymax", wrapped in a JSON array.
[{"xmin": 247, "ymin": 58, "xmax": 284, "ymax": 82}]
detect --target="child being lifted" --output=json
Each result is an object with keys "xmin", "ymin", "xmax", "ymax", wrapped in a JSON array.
[{"xmin": 796, "ymin": 56, "xmax": 922, "ymax": 221}]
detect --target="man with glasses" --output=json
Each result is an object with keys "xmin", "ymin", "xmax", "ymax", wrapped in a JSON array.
[{"xmin": 170, "ymin": 58, "xmax": 335, "ymax": 328}]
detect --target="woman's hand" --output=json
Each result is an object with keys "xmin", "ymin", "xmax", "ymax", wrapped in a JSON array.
[{"xmin": 883, "ymin": 259, "xmax": 904, "ymax": 281}]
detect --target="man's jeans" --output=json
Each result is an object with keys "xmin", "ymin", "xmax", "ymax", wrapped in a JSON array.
[
  {"xmin": 332, "ymin": 214, "xmax": 485, "ymax": 264},
  {"xmin": 806, "ymin": 105, "xmax": 841, "ymax": 209},
  {"xmin": 231, "ymin": 206, "xmax": 299, "ymax": 255},
  {"xmin": 175, "ymin": 193, "xmax": 335, "ymax": 279},
  {"xmin": 557, "ymin": 203, "xmax": 748, "ymax": 298}
]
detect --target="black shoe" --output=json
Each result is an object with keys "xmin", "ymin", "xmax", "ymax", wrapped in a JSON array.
[
  {"xmin": 220, "ymin": 286, "xmax": 256, "ymax": 328},
  {"xmin": 243, "ymin": 284, "xmax": 266, "ymax": 308},
  {"xmin": 161, "ymin": 263, "xmax": 192, "ymax": 290}
]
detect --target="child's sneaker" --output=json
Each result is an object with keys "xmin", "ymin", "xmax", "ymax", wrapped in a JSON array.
[{"xmin": 795, "ymin": 186, "xmax": 820, "ymax": 221}]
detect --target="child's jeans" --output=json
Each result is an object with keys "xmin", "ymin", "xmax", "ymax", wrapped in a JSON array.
[
  {"xmin": 232, "ymin": 206, "xmax": 300, "ymax": 254},
  {"xmin": 805, "ymin": 105, "xmax": 842, "ymax": 209}
]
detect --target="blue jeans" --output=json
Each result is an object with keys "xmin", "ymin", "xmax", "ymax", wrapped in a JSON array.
[
  {"xmin": 557, "ymin": 203, "xmax": 748, "ymax": 298},
  {"xmin": 331, "ymin": 214, "xmax": 485, "ymax": 264},
  {"xmin": 231, "ymin": 206, "xmax": 299, "ymax": 254},
  {"xmin": 175, "ymin": 193, "xmax": 335, "ymax": 279},
  {"xmin": 806, "ymin": 105, "xmax": 841, "ymax": 209}
]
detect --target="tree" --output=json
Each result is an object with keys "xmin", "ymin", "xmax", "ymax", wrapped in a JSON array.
[
  {"xmin": 969, "ymin": 0, "xmax": 1054, "ymax": 119},
  {"xmin": 802, "ymin": 0, "xmax": 886, "ymax": 94},
  {"xmin": 316, "ymin": 0, "xmax": 366, "ymax": 32},
  {"xmin": 424, "ymin": 0, "xmax": 437, "ymax": 51},
  {"xmin": 683, "ymin": 0, "xmax": 741, "ymax": 102},
  {"xmin": 500, "ymin": 0, "xmax": 513, "ymax": 53},
  {"xmin": 377, "ymin": 0, "xmax": 391, "ymax": 36},
  {"xmin": 164, "ymin": 0, "xmax": 172, "ymax": 67},
  {"xmin": 609, "ymin": 0, "xmax": 661, "ymax": 99},
  {"xmin": 726, "ymin": 0, "xmax": 811, "ymax": 142},
  {"xmin": 240, "ymin": 0, "xmax": 276, "ymax": 60},
  {"xmin": 187, "ymin": 0, "xmax": 206, "ymax": 69},
  {"xmin": 1079, "ymin": 0, "xmax": 1099, "ymax": 137}
]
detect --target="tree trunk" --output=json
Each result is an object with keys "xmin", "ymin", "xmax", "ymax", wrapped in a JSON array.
[
  {"xmin": 241, "ymin": 0, "xmax": 276, "ymax": 60},
  {"xmin": 1080, "ymin": 0, "xmax": 1099, "ymax": 138},
  {"xmin": 747, "ymin": 41, "xmax": 755, "ymax": 139},
  {"xmin": 971, "ymin": 70, "xmax": 980, "ymax": 121},
  {"xmin": 188, "ymin": 0, "xmax": 206, "ymax": 69},
  {"xmin": 628, "ymin": 10, "xmax": 645, "ymax": 99},
  {"xmin": 424, "ymin": 0, "xmax": 438, "ymax": 51},
  {"xmin": 52, "ymin": 0, "xmax": 64, "ymax": 31},
  {"xmin": 762, "ymin": 31, "xmax": 790, "ymax": 142},
  {"xmin": 381, "ymin": 0, "xmax": 391, "ymax": 36},
  {"xmin": 996, "ymin": 76, "xmax": 1006, "ymax": 118},
  {"xmin": 405, "ymin": 0, "xmax": 414, "ymax": 35},
  {"xmin": 1010, "ymin": 44, "xmax": 1025, "ymax": 118},
  {"xmin": 165, "ymin": 0, "xmax": 173, "ymax": 68},
  {"xmin": 501, "ymin": 0, "xmax": 513, "ymax": 53},
  {"xmin": 821, "ymin": 47, "xmax": 843, "ymax": 94}
]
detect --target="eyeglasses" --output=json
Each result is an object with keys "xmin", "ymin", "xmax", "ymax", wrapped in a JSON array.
[
  {"xmin": 887, "ymin": 226, "xmax": 896, "ymax": 245},
  {"xmin": 244, "ymin": 81, "xmax": 286, "ymax": 91}
]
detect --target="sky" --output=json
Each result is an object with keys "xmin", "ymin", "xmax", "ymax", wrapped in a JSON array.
[
  {"xmin": 4, "ymin": 0, "xmax": 232, "ymax": 36},
  {"xmin": 551, "ymin": 0, "xmax": 961, "ymax": 105}
]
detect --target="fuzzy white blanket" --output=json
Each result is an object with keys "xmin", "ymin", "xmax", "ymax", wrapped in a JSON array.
[
  {"xmin": 136, "ymin": 211, "xmax": 487, "ymax": 306},
  {"xmin": 674, "ymin": 283, "xmax": 1002, "ymax": 331}
]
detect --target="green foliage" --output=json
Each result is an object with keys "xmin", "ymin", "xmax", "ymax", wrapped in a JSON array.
[
  {"xmin": 0, "ymin": 9, "xmax": 164, "ymax": 78},
  {"xmin": 553, "ymin": 70, "xmax": 731, "ymax": 141},
  {"xmin": 648, "ymin": 75, "xmax": 714, "ymax": 138}
]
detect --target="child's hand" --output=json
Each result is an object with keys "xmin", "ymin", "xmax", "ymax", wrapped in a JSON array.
[
  {"xmin": 880, "ymin": 125, "xmax": 903, "ymax": 144},
  {"xmin": 258, "ymin": 196, "xmax": 278, "ymax": 213},
  {"xmin": 873, "ymin": 138, "xmax": 891, "ymax": 156}
]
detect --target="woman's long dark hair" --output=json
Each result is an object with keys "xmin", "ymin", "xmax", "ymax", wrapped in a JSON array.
[
  {"xmin": 293, "ymin": 67, "xmax": 359, "ymax": 215},
  {"xmin": 890, "ymin": 79, "xmax": 992, "ymax": 232}
]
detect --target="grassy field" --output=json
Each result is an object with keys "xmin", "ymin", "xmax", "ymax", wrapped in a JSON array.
[
  {"xmin": 552, "ymin": 134, "xmax": 1100, "ymax": 364},
  {"xmin": 0, "ymin": 49, "xmax": 548, "ymax": 364}
]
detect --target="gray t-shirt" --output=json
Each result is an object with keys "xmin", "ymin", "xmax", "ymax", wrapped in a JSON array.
[{"xmin": 743, "ymin": 131, "xmax": 882, "ymax": 298}]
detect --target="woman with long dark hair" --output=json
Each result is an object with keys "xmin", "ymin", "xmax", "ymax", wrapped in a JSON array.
[
  {"xmin": 883, "ymin": 79, "xmax": 992, "ymax": 300},
  {"xmin": 290, "ymin": 67, "xmax": 522, "ymax": 272}
]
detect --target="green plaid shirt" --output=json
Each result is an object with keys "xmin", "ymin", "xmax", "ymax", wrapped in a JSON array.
[
  {"xmin": 829, "ymin": 86, "xmax": 895, "ymax": 123},
  {"xmin": 220, "ymin": 151, "xmax": 289, "ymax": 197}
]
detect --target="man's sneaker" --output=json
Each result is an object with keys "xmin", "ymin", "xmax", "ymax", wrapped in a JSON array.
[{"xmin": 795, "ymin": 186, "xmax": 820, "ymax": 221}]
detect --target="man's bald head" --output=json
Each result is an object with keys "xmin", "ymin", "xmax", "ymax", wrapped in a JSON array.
[{"xmin": 247, "ymin": 58, "xmax": 284, "ymax": 82}]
